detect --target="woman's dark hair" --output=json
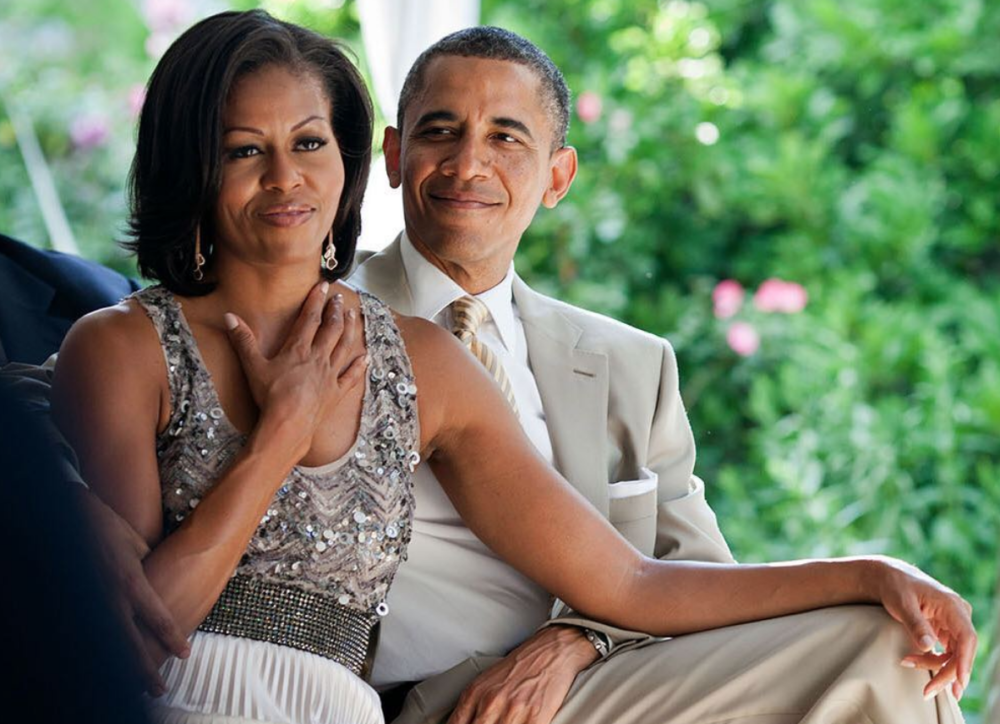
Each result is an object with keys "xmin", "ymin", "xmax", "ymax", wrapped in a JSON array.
[{"xmin": 125, "ymin": 9, "xmax": 373, "ymax": 294}]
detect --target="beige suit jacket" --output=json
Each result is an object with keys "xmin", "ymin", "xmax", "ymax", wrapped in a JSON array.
[{"xmin": 351, "ymin": 236, "xmax": 734, "ymax": 654}]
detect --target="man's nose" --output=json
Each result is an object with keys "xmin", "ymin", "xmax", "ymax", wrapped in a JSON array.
[
  {"xmin": 261, "ymin": 151, "xmax": 303, "ymax": 192},
  {"xmin": 441, "ymin": 135, "xmax": 491, "ymax": 180}
]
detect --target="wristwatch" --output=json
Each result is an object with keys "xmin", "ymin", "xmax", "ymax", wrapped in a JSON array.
[{"xmin": 582, "ymin": 627, "xmax": 611, "ymax": 658}]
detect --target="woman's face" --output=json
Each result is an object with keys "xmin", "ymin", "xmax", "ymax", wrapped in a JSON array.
[{"xmin": 213, "ymin": 64, "xmax": 345, "ymax": 270}]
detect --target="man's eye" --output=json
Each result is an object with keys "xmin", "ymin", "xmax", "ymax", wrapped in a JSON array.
[
  {"xmin": 494, "ymin": 133, "xmax": 519, "ymax": 143},
  {"xmin": 228, "ymin": 145, "xmax": 260, "ymax": 159},
  {"xmin": 298, "ymin": 137, "xmax": 328, "ymax": 151},
  {"xmin": 421, "ymin": 127, "xmax": 455, "ymax": 138}
]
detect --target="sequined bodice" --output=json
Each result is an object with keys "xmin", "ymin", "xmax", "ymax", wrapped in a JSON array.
[{"xmin": 134, "ymin": 286, "xmax": 419, "ymax": 622}]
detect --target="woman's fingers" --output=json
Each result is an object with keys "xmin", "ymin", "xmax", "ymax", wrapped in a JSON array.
[
  {"xmin": 314, "ymin": 293, "xmax": 347, "ymax": 355},
  {"xmin": 281, "ymin": 280, "xmax": 330, "ymax": 355},
  {"xmin": 923, "ymin": 655, "xmax": 959, "ymax": 701},
  {"xmin": 900, "ymin": 651, "xmax": 948, "ymax": 670},
  {"xmin": 115, "ymin": 595, "xmax": 167, "ymax": 696},
  {"xmin": 894, "ymin": 597, "xmax": 938, "ymax": 653},
  {"xmin": 949, "ymin": 606, "xmax": 977, "ymax": 692},
  {"xmin": 329, "ymin": 308, "xmax": 361, "ymax": 373},
  {"xmin": 337, "ymin": 350, "xmax": 368, "ymax": 392},
  {"xmin": 224, "ymin": 312, "xmax": 264, "ymax": 381}
]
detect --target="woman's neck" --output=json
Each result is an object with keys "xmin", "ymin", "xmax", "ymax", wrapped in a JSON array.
[{"xmin": 206, "ymin": 257, "xmax": 333, "ymax": 357}]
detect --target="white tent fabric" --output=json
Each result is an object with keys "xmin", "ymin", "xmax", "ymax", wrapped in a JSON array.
[{"xmin": 357, "ymin": 0, "xmax": 480, "ymax": 251}]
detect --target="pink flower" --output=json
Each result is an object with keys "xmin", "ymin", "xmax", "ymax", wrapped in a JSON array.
[
  {"xmin": 726, "ymin": 322, "xmax": 760, "ymax": 356},
  {"xmin": 712, "ymin": 279, "xmax": 744, "ymax": 319},
  {"xmin": 576, "ymin": 91, "xmax": 602, "ymax": 124},
  {"xmin": 128, "ymin": 84, "xmax": 147, "ymax": 118},
  {"xmin": 753, "ymin": 278, "xmax": 808, "ymax": 314},
  {"xmin": 69, "ymin": 115, "xmax": 109, "ymax": 151}
]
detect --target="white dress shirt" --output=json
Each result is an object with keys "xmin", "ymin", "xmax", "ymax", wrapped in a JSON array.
[{"xmin": 363, "ymin": 233, "xmax": 555, "ymax": 687}]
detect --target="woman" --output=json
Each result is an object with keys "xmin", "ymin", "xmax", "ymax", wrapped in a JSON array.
[{"xmin": 52, "ymin": 10, "xmax": 974, "ymax": 724}]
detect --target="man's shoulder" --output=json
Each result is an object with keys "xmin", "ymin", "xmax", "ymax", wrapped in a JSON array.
[{"xmin": 518, "ymin": 282, "xmax": 670, "ymax": 355}]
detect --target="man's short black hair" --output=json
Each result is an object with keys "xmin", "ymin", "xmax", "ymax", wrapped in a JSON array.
[
  {"xmin": 126, "ymin": 9, "xmax": 373, "ymax": 294},
  {"xmin": 396, "ymin": 26, "xmax": 570, "ymax": 151}
]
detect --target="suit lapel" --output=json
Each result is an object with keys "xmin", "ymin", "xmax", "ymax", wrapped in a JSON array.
[{"xmin": 514, "ymin": 278, "xmax": 609, "ymax": 516}]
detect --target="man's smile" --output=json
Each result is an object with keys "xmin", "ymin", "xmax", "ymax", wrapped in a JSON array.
[{"xmin": 427, "ymin": 189, "xmax": 502, "ymax": 210}]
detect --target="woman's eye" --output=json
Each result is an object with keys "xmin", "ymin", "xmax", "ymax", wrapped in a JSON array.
[
  {"xmin": 298, "ymin": 137, "xmax": 328, "ymax": 151},
  {"xmin": 228, "ymin": 145, "xmax": 260, "ymax": 159}
]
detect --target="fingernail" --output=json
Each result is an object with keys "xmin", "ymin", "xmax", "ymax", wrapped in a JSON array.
[
  {"xmin": 347, "ymin": 309, "xmax": 356, "ymax": 320},
  {"xmin": 919, "ymin": 635, "xmax": 936, "ymax": 650},
  {"xmin": 321, "ymin": 281, "xmax": 330, "ymax": 295},
  {"xmin": 364, "ymin": 354, "xmax": 371, "ymax": 365},
  {"xmin": 954, "ymin": 684, "xmax": 964, "ymax": 700},
  {"xmin": 224, "ymin": 313, "xmax": 238, "ymax": 330},
  {"xmin": 334, "ymin": 292, "xmax": 343, "ymax": 301},
  {"xmin": 900, "ymin": 659, "xmax": 916, "ymax": 668},
  {"xmin": 924, "ymin": 688, "xmax": 938, "ymax": 701}
]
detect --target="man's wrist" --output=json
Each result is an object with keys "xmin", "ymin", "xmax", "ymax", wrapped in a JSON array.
[{"xmin": 581, "ymin": 627, "xmax": 611, "ymax": 659}]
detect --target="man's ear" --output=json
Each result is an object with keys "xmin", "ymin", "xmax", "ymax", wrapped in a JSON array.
[
  {"xmin": 542, "ymin": 146, "xmax": 578, "ymax": 209},
  {"xmin": 383, "ymin": 127, "xmax": 402, "ymax": 189}
]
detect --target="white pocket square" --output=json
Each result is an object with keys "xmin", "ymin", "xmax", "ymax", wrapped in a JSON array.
[{"xmin": 608, "ymin": 467, "xmax": 658, "ymax": 500}]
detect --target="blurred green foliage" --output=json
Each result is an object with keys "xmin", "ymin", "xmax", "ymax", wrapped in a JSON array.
[{"xmin": 1, "ymin": 0, "xmax": 997, "ymax": 716}]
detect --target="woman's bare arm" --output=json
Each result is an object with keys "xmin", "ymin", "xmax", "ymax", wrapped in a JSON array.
[{"xmin": 404, "ymin": 318, "xmax": 976, "ymax": 698}]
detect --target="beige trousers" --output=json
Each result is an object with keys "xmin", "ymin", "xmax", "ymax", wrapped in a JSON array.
[{"xmin": 392, "ymin": 606, "xmax": 964, "ymax": 724}]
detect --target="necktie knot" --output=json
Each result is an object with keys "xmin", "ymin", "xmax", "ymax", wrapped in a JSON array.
[{"xmin": 450, "ymin": 295, "xmax": 492, "ymax": 343}]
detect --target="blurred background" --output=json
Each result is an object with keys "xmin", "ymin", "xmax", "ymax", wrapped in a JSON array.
[{"xmin": 1, "ymin": 0, "xmax": 997, "ymax": 717}]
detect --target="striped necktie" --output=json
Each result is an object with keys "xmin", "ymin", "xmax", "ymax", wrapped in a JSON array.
[{"xmin": 450, "ymin": 295, "xmax": 520, "ymax": 416}]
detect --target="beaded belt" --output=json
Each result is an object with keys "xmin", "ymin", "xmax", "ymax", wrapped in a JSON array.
[{"xmin": 198, "ymin": 574, "xmax": 380, "ymax": 679}]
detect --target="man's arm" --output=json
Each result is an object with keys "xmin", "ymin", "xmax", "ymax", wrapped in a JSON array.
[
  {"xmin": 1, "ymin": 359, "xmax": 84, "ymax": 485},
  {"xmin": 0, "ymin": 358, "xmax": 189, "ymax": 692}
]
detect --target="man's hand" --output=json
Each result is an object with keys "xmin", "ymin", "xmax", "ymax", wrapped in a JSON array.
[
  {"xmin": 447, "ymin": 626, "xmax": 600, "ymax": 724},
  {"xmin": 76, "ymin": 488, "xmax": 190, "ymax": 695},
  {"xmin": 872, "ymin": 556, "xmax": 977, "ymax": 701}
]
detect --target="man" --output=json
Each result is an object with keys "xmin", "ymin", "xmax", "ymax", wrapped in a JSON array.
[
  {"xmin": 348, "ymin": 27, "xmax": 965, "ymax": 724},
  {"xmin": 0, "ymin": 377, "xmax": 152, "ymax": 724},
  {"xmin": 0, "ymin": 232, "xmax": 192, "ymax": 694}
]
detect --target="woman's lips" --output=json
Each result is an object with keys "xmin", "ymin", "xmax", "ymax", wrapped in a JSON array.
[{"xmin": 259, "ymin": 206, "xmax": 315, "ymax": 227}]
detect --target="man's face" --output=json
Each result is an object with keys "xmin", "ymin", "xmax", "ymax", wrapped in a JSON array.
[{"xmin": 385, "ymin": 56, "xmax": 576, "ymax": 291}]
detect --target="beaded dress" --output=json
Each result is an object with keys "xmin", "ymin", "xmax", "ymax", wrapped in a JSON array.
[{"xmin": 133, "ymin": 286, "xmax": 419, "ymax": 724}]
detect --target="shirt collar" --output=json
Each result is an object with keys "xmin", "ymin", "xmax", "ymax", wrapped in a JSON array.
[{"xmin": 399, "ymin": 231, "xmax": 518, "ymax": 352}]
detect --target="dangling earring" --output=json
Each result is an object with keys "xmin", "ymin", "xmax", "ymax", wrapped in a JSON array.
[
  {"xmin": 322, "ymin": 229, "xmax": 337, "ymax": 271},
  {"xmin": 193, "ymin": 225, "xmax": 206, "ymax": 281}
]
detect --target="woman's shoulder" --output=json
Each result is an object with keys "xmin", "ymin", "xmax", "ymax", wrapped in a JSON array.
[
  {"xmin": 61, "ymin": 291, "xmax": 165, "ymax": 368},
  {"xmin": 393, "ymin": 312, "xmax": 462, "ymax": 360}
]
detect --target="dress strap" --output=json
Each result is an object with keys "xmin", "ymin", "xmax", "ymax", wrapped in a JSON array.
[{"xmin": 129, "ymin": 286, "xmax": 213, "ymax": 440}]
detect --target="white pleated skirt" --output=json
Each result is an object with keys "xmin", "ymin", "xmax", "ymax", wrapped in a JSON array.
[{"xmin": 148, "ymin": 631, "xmax": 383, "ymax": 724}]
